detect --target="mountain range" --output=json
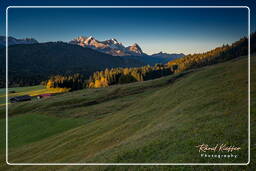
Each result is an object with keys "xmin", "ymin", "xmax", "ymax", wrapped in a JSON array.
[
  {"xmin": 0, "ymin": 36, "xmax": 185, "ymax": 61},
  {"xmin": 69, "ymin": 36, "xmax": 146, "ymax": 56},
  {"xmin": 69, "ymin": 36, "xmax": 185, "ymax": 59},
  {"xmin": 0, "ymin": 36, "xmax": 38, "ymax": 47},
  {"xmin": 151, "ymin": 51, "xmax": 185, "ymax": 60}
]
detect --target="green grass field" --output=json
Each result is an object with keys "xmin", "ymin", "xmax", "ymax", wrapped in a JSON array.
[
  {"xmin": 0, "ymin": 85, "xmax": 43, "ymax": 106},
  {"xmin": 0, "ymin": 54, "xmax": 255, "ymax": 170}
]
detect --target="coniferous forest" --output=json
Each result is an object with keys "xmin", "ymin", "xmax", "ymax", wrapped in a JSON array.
[
  {"xmin": 0, "ymin": 42, "xmax": 142, "ymax": 88},
  {"xmin": 45, "ymin": 33, "xmax": 255, "ymax": 90}
]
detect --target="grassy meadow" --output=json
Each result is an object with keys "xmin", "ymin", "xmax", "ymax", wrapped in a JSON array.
[
  {"xmin": 0, "ymin": 85, "xmax": 42, "ymax": 106},
  {"xmin": 0, "ymin": 85, "xmax": 69, "ymax": 106},
  {"xmin": 0, "ymin": 54, "xmax": 255, "ymax": 170}
]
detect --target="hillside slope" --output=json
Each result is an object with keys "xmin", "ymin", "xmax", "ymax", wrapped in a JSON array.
[{"xmin": 0, "ymin": 54, "xmax": 254, "ymax": 170}]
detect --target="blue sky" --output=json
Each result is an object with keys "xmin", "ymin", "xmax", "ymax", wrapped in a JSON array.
[{"xmin": 1, "ymin": 0, "xmax": 254, "ymax": 55}]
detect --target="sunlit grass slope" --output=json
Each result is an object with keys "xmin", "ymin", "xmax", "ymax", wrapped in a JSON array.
[
  {"xmin": 0, "ymin": 54, "xmax": 254, "ymax": 170},
  {"xmin": 0, "ymin": 85, "xmax": 43, "ymax": 106},
  {"xmin": 0, "ymin": 85, "xmax": 66, "ymax": 106}
]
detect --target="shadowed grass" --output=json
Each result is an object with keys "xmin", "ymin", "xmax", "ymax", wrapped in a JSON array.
[{"xmin": 0, "ymin": 54, "xmax": 254, "ymax": 170}]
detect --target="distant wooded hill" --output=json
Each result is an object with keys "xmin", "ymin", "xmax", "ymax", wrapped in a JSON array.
[
  {"xmin": 120, "ymin": 53, "xmax": 184, "ymax": 66},
  {"xmin": 0, "ymin": 42, "xmax": 144, "ymax": 88}
]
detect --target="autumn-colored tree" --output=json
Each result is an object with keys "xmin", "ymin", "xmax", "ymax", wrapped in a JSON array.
[
  {"xmin": 46, "ymin": 80, "xmax": 54, "ymax": 89},
  {"xmin": 45, "ymin": 73, "xmax": 86, "ymax": 91}
]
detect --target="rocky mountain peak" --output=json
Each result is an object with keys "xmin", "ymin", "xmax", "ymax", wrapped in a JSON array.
[{"xmin": 69, "ymin": 36, "xmax": 145, "ymax": 56}]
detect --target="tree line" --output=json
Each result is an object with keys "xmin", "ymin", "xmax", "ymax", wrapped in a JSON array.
[
  {"xmin": 45, "ymin": 32, "xmax": 255, "ymax": 90},
  {"xmin": 44, "ymin": 73, "xmax": 85, "ymax": 91},
  {"xmin": 87, "ymin": 64, "xmax": 177, "ymax": 88},
  {"xmin": 167, "ymin": 36, "xmax": 250, "ymax": 72}
]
